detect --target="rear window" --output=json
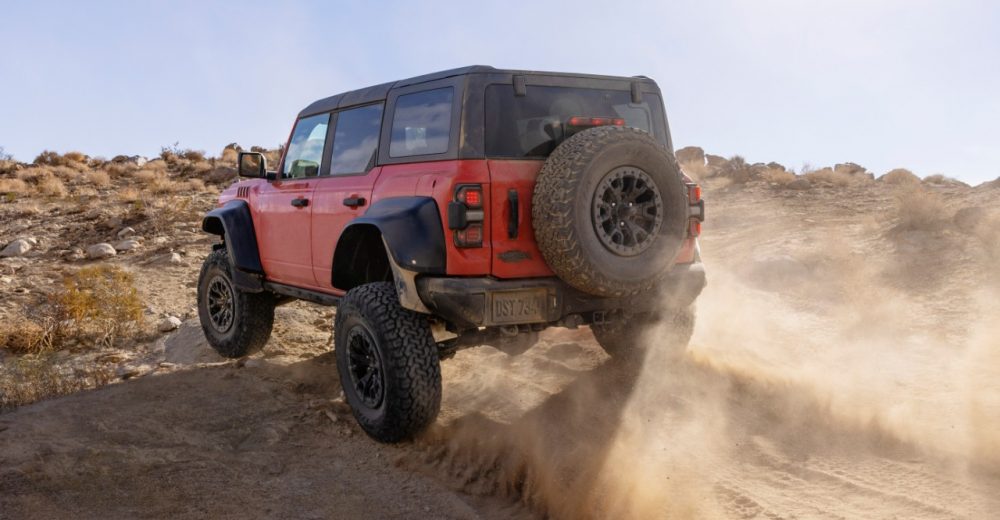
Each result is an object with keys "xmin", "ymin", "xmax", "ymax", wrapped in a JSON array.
[
  {"xmin": 389, "ymin": 87, "xmax": 454, "ymax": 158},
  {"xmin": 485, "ymin": 85, "xmax": 664, "ymax": 158}
]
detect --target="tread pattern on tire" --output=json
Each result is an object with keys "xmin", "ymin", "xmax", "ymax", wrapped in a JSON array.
[
  {"xmin": 532, "ymin": 125, "xmax": 687, "ymax": 298},
  {"xmin": 335, "ymin": 282, "xmax": 441, "ymax": 443},
  {"xmin": 197, "ymin": 248, "xmax": 274, "ymax": 358}
]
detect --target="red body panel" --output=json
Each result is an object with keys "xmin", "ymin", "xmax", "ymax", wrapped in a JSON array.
[
  {"xmin": 252, "ymin": 178, "xmax": 319, "ymax": 288},
  {"xmin": 310, "ymin": 168, "xmax": 382, "ymax": 292},
  {"xmin": 485, "ymin": 160, "xmax": 554, "ymax": 278}
]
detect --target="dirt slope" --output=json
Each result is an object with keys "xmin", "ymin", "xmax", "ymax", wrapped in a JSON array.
[{"xmin": 3, "ymin": 164, "xmax": 1000, "ymax": 518}]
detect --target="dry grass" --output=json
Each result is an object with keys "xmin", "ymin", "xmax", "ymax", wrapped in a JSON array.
[
  {"xmin": 0, "ymin": 266, "xmax": 145, "ymax": 355},
  {"xmin": 221, "ymin": 147, "xmax": 239, "ymax": 165},
  {"xmin": 0, "ymin": 177, "xmax": 30, "ymax": 199},
  {"xmin": 879, "ymin": 168, "xmax": 921, "ymax": 186},
  {"xmin": 893, "ymin": 187, "xmax": 951, "ymax": 232},
  {"xmin": 758, "ymin": 168, "xmax": 797, "ymax": 185},
  {"xmin": 85, "ymin": 169, "xmax": 111, "ymax": 187},
  {"xmin": 802, "ymin": 167, "xmax": 871, "ymax": 187},
  {"xmin": 0, "ymin": 356, "xmax": 116, "ymax": 411},
  {"xmin": 35, "ymin": 173, "xmax": 68, "ymax": 198},
  {"xmin": 679, "ymin": 160, "xmax": 709, "ymax": 181}
]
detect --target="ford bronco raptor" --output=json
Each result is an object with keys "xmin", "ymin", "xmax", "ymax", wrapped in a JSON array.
[{"xmin": 198, "ymin": 66, "xmax": 706, "ymax": 443}]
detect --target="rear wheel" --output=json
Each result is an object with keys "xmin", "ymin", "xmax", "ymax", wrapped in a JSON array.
[
  {"xmin": 334, "ymin": 282, "xmax": 441, "ymax": 443},
  {"xmin": 196, "ymin": 248, "xmax": 275, "ymax": 358},
  {"xmin": 591, "ymin": 305, "xmax": 695, "ymax": 364}
]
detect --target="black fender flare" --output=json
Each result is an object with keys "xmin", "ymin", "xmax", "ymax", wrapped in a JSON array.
[
  {"xmin": 334, "ymin": 197, "xmax": 446, "ymax": 278},
  {"xmin": 202, "ymin": 200, "xmax": 265, "ymax": 291}
]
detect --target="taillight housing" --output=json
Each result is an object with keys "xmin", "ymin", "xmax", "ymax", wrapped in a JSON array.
[
  {"xmin": 448, "ymin": 184, "xmax": 485, "ymax": 248},
  {"xmin": 686, "ymin": 183, "xmax": 705, "ymax": 237},
  {"xmin": 566, "ymin": 116, "xmax": 626, "ymax": 127}
]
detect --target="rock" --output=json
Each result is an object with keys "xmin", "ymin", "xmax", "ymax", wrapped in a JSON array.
[
  {"xmin": 162, "ymin": 320, "xmax": 225, "ymax": 364},
  {"xmin": 1, "ymin": 239, "xmax": 32, "ymax": 258},
  {"xmin": 114, "ymin": 239, "xmax": 141, "ymax": 252},
  {"xmin": 675, "ymin": 146, "xmax": 705, "ymax": 164},
  {"xmin": 834, "ymin": 162, "xmax": 868, "ymax": 176},
  {"xmin": 86, "ymin": 243, "xmax": 117, "ymax": 259},
  {"xmin": 24, "ymin": 237, "xmax": 39, "ymax": 246},
  {"xmin": 785, "ymin": 178, "xmax": 812, "ymax": 190},
  {"xmin": 152, "ymin": 236, "xmax": 170, "ymax": 245},
  {"xmin": 705, "ymin": 154, "xmax": 728, "ymax": 168},
  {"xmin": 766, "ymin": 162, "xmax": 787, "ymax": 171},
  {"xmin": 151, "ymin": 252, "xmax": 182, "ymax": 265},
  {"xmin": 158, "ymin": 316, "xmax": 182, "ymax": 332},
  {"xmin": 0, "ymin": 276, "xmax": 12, "ymax": 284},
  {"xmin": 63, "ymin": 248, "xmax": 85, "ymax": 261},
  {"xmin": 117, "ymin": 227, "xmax": 136, "ymax": 239}
]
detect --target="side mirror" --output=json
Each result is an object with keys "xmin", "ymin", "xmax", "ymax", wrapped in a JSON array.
[{"xmin": 237, "ymin": 152, "xmax": 266, "ymax": 178}]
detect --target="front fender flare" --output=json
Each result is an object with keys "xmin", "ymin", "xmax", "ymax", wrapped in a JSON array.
[{"xmin": 202, "ymin": 200, "xmax": 265, "ymax": 291}]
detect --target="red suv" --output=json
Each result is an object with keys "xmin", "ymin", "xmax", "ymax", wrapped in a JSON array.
[{"xmin": 198, "ymin": 66, "xmax": 705, "ymax": 442}]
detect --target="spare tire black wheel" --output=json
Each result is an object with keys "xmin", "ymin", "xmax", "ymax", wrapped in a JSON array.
[{"xmin": 533, "ymin": 126, "xmax": 689, "ymax": 297}]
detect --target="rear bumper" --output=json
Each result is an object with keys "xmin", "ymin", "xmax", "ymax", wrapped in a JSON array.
[{"xmin": 416, "ymin": 262, "xmax": 706, "ymax": 330}]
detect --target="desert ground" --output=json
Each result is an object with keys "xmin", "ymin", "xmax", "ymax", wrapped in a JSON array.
[{"xmin": 1, "ymin": 148, "xmax": 999, "ymax": 518}]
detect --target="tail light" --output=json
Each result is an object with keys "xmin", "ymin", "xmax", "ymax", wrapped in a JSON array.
[
  {"xmin": 686, "ymin": 183, "xmax": 704, "ymax": 238},
  {"xmin": 566, "ymin": 116, "xmax": 626, "ymax": 127},
  {"xmin": 448, "ymin": 184, "xmax": 485, "ymax": 248}
]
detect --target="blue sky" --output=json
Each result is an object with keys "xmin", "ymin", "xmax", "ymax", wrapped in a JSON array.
[{"xmin": 1, "ymin": 0, "xmax": 997, "ymax": 184}]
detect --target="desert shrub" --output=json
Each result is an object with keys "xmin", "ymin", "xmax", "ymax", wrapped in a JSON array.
[
  {"xmin": 220, "ymin": 147, "xmax": 239, "ymax": 165},
  {"xmin": 0, "ymin": 356, "xmax": 116, "ymax": 411},
  {"xmin": 759, "ymin": 168, "xmax": 797, "ymax": 185},
  {"xmin": 33, "ymin": 150, "xmax": 88, "ymax": 170},
  {"xmin": 0, "ymin": 146, "xmax": 11, "ymax": 161},
  {"xmin": 0, "ymin": 319, "xmax": 59, "ymax": 355},
  {"xmin": 182, "ymin": 178, "xmax": 206, "ymax": 192},
  {"xmin": 132, "ymin": 169, "xmax": 183, "ymax": 193},
  {"xmin": 51, "ymin": 265, "xmax": 145, "ymax": 347},
  {"xmin": 894, "ymin": 187, "xmax": 950, "ymax": 232},
  {"xmin": 802, "ymin": 167, "xmax": 871, "ymax": 187},
  {"xmin": 116, "ymin": 187, "xmax": 141, "ymax": 203},
  {"xmin": 85, "ymin": 169, "xmax": 111, "ymax": 187},
  {"xmin": 206, "ymin": 165, "xmax": 236, "ymax": 184},
  {"xmin": 880, "ymin": 168, "xmax": 920, "ymax": 186},
  {"xmin": 103, "ymin": 161, "xmax": 137, "ymax": 178},
  {"xmin": 181, "ymin": 149, "xmax": 206, "ymax": 162},
  {"xmin": 35, "ymin": 173, "xmax": 68, "ymax": 198},
  {"xmin": 0, "ymin": 178, "xmax": 29, "ymax": 198},
  {"xmin": 712, "ymin": 155, "xmax": 753, "ymax": 183}
]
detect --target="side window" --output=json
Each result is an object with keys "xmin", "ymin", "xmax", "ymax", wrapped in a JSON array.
[
  {"xmin": 329, "ymin": 103, "xmax": 383, "ymax": 175},
  {"xmin": 389, "ymin": 87, "xmax": 453, "ymax": 158},
  {"xmin": 282, "ymin": 113, "xmax": 329, "ymax": 178}
]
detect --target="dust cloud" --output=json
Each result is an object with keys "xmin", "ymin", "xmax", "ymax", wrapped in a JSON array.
[{"xmin": 411, "ymin": 183, "xmax": 1000, "ymax": 518}]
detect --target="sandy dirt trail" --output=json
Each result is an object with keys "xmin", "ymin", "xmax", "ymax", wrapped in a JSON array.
[{"xmin": 2, "ymin": 179, "xmax": 1000, "ymax": 518}]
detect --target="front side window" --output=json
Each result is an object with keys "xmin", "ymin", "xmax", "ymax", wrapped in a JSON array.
[
  {"xmin": 389, "ymin": 87, "xmax": 453, "ymax": 158},
  {"xmin": 485, "ymin": 85, "xmax": 664, "ymax": 158},
  {"xmin": 282, "ymin": 113, "xmax": 329, "ymax": 178},
  {"xmin": 330, "ymin": 103, "xmax": 383, "ymax": 175}
]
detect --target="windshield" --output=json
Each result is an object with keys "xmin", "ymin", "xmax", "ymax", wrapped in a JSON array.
[{"xmin": 484, "ymin": 84, "xmax": 666, "ymax": 158}]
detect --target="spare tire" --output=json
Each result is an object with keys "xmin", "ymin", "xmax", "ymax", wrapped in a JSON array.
[{"xmin": 532, "ymin": 126, "xmax": 688, "ymax": 297}]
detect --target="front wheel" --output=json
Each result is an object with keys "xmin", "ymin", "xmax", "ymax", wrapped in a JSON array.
[
  {"xmin": 334, "ymin": 282, "xmax": 441, "ymax": 443},
  {"xmin": 197, "ymin": 248, "xmax": 275, "ymax": 358}
]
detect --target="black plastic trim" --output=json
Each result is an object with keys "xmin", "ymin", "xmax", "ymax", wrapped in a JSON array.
[
  {"xmin": 263, "ymin": 281, "xmax": 340, "ymax": 306},
  {"xmin": 338, "ymin": 197, "xmax": 446, "ymax": 274},
  {"xmin": 201, "ymin": 200, "xmax": 264, "ymax": 275}
]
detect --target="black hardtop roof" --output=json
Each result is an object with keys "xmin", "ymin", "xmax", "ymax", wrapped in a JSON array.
[{"xmin": 298, "ymin": 65, "xmax": 658, "ymax": 118}]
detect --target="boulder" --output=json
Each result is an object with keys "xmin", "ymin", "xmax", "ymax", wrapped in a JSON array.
[
  {"xmin": 766, "ymin": 162, "xmax": 787, "ymax": 171},
  {"xmin": 158, "ymin": 316, "xmax": 182, "ymax": 332},
  {"xmin": 1, "ymin": 239, "xmax": 32, "ymax": 258},
  {"xmin": 953, "ymin": 207, "xmax": 989, "ymax": 230},
  {"xmin": 117, "ymin": 226, "xmax": 136, "ymax": 239},
  {"xmin": 705, "ymin": 154, "xmax": 728, "ymax": 168},
  {"xmin": 86, "ymin": 243, "xmax": 117, "ymax": 259},
  {"xmin": 675, "ymin": 146, "xmax": 705, "ymax": 164},
  {"xmin": 162, "ymin": 320, "xmax": 225, "ymax": 364},
  {"xmin": 114, "ymin": 239, "xmax": 141, "ymax": 252},
  {"xmin": 151, "ymin": 252, "xmax": 182, "ymax": 265}
]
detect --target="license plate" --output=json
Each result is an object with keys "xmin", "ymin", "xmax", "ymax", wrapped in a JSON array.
[{"xmin": 489, "ymin": 289, "xmax": 548, "ymax": 324}]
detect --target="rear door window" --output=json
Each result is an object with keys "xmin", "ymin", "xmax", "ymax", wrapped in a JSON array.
[
  {"xmin": 389, "ymin": 87, "xmax": 454, "ymax": 158},
  {"xmin": 485, "ymin": 85, "xmax": 664, "ymax": 158},
  {"xmin": 329, "ymin": 103, "xmax": 383, "ymax": 175},
  {"xmin": 283, "ymin": 113, "xmax": 330, "ymax": 178}
]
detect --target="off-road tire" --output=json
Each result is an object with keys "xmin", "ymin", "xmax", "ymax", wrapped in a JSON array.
[
  {"xmin": 334, "ymin": 282, "xmax": 441, "ymax": 443},
  {"xmin": 533, "ymin": 126, "xmax": 689, "ymax": 297},
  {"xmin": 197, "ymin": 248, "xmax": 275, "ymax": 358},
  {"xmin": 592, "ymin": 305, "xmax": 695, "ymax": 363}
]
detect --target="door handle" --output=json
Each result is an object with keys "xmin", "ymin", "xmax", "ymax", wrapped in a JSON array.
[
  {"xmin": 290, "ymin": 198, "xmax": 309, "ymax": 208},
  {"xmin": 343, "ymin": 196, "xmax": 366, "ymax": 208}
]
